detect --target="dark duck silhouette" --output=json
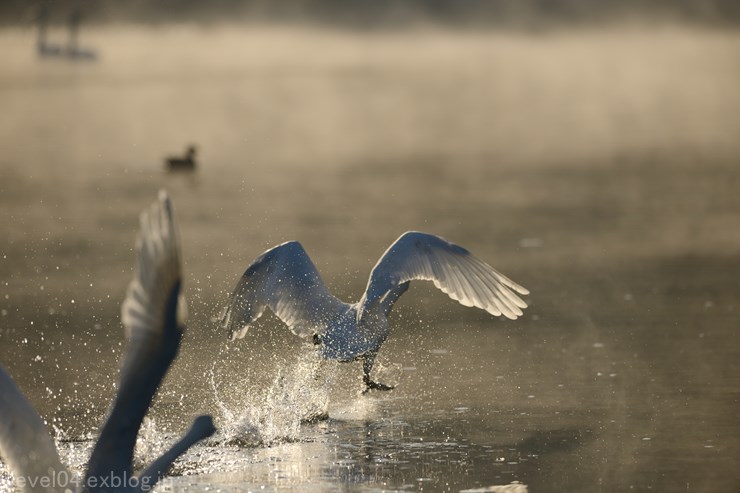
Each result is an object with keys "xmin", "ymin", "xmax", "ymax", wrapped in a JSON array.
[{"xmin": 166, "ymin": 146, "xmax": 197, "ymax": 172}]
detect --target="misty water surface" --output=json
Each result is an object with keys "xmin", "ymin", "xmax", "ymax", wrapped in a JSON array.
[{"xmin": 0, "ymin": 25, "xmax": 739, "ymax": 492}]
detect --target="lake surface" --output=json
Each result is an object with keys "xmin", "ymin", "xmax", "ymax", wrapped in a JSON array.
[{"xmin": 1, "ymin": 25, "xmax": 739, "ymax": 492}]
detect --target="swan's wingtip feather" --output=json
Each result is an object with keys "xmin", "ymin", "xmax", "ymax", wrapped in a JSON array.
[{"xmin": 485, "ymin": 304, "xmax": 502, "ymax": 317}]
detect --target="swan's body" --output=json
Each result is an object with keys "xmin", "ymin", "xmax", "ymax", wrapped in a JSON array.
[
  {"xmin": 220, "ymin": 232, "xmax": 529, "ymax": 391},
  {"xmin": 0, "ymin": 192, "xmax": 215, "ymax": 492}
]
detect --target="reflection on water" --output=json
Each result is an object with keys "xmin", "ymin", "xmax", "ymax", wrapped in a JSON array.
[
  {"xmin": 169, "ymin": 404, "xmax": 542, "ymax": 492},
  {"xmin": 1, "ymin": 25, "xmax": 740, "ymax": 492}
]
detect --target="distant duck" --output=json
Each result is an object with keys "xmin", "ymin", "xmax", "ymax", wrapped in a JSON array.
[{"xmin": 166, "ymin": 146, "xmax": 197, "ymax": 172}]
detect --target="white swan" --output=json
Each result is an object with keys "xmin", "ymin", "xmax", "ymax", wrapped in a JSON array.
[
  {"xmin": 220, "ymin": 231, "xmax": 529, "ymax": 391},
  {"xmin": 0, "ymin": 191, "xmax": 215, "ymax": 492}
]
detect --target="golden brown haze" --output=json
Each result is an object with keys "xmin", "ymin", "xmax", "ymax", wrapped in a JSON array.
[{"xmin": 0, "ymin": 17, "xmax": 739, "ymax": 493}]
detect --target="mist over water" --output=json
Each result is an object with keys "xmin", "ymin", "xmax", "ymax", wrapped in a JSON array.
[{"xmin": 1, "ymin": 20, "xmax": 739, "ymax": 492}]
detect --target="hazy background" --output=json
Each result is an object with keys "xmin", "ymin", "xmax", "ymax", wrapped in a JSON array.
[
  {"xmin": 2, "ymin": 0, "xmax": 740, "ymax": 26},
  {"xmin": 1, "ymin": 2, "xmax": 739, "ymax": 492}
]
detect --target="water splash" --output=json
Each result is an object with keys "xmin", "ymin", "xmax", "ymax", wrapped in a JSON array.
[
  {"xmin": 0, "ymin": 461, "xmax": 14, "ymax": 493},
  {"xmin": 210, "ymin": 348, "xmax": 336, "ymax": 447},
  {"xmin": 48, "ymin": 418, "xmax": 168, "ymax": 480},
  {"xmin": 133, "ymin": 417, "xmax": 170, "ymax": 469}
]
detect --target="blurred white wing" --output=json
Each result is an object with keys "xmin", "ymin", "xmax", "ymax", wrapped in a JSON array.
[
  {"xmin": 220, "ymin": 241, "xmax": 346, "ymax": 340},
  {"xmin": 0, "ymin": 366, "xmax": 69, "ymax": 493},
  {"xmin": 361, "ymin": 231, "xmax": 529, "ymax": 320},
  {"xmin": 87, "ymin": 190, "xmax": 187, "ymax": 481},
  {"xmin": 121, "ymin": 190, "xmax": 186, "ymax": 346}
]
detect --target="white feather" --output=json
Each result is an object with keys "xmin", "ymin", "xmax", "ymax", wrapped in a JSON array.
[
  {"xmin": 220, "ymin": 241, "xmax": 346, "ymax": 340},
  {"xmin": 0, "ymin": 367, "xmax": 69, "ymax": 493},
  {"xmin": 121, "ymin": 190, "xmax": 186, "ymax": 346},
  {"xmin": 362, "ymin": 231, "xmax": 528, "ymax": 320}
]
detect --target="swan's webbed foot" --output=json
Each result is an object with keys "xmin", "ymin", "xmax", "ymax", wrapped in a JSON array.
[
  {"xmin": 363, "ymin": 375, "xmax": 395, "ymax": 393},
  {"xmin": 362, "ymin": 352, "xmax": 395, "ymax": 393}
]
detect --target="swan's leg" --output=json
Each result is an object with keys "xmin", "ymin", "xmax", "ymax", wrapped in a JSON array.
[{"xmin": 362, "ymin": 352, "xmax": 394, "ymax": 392}]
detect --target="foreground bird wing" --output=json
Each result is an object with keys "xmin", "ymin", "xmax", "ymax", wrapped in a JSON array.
[
  {"xmin": 121, "ymin": 190, "xmax": 185, "ymax": 346},
  {"xmin": 0, "ymin": 367, "xmax": 69, "ymax": 493},
  {"xmin": 361, "ymin": 231, "xmax": 529, "ymax": 320},
  {"xmin": 221, "ymin": 241, "xmax": 345, "ymax": 340},
  {"xmin": 85, "ymin": 191, "xmax": 213, "ymax": 488}
]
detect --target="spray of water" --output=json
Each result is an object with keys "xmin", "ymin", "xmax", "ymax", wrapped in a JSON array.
[
  {"xmin": 209, "ymin": 347, "xmax": 336, "ymax": 446},
  {"xmin": 50, "ymin": 416, "xmax": 170, "ymax": 479}
]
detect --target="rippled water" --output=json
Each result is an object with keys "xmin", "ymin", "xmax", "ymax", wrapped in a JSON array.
[{"xmin": 1, "ymin": 25, "xmax": 740, "ymax": 492}]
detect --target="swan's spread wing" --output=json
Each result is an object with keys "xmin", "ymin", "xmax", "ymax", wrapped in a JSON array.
[
  {"xmin": 86, "ymin": 191, "xmax": 187, "ymax": 483},
  {"xmin": 362, "ymin": 231, "xmax": 529, "ymax": 320},
  {"xmin": 0, "ymin": 366, "xmax": 69, "ymax": 492},
  {"xmin": 221, "ymin": 241, "xmax": 345, "ymax": 340}
]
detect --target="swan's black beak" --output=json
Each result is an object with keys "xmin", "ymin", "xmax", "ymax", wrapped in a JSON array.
[{"xmin": 312, "ymin": 334, "xmax": 322, "ymax": 346}]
